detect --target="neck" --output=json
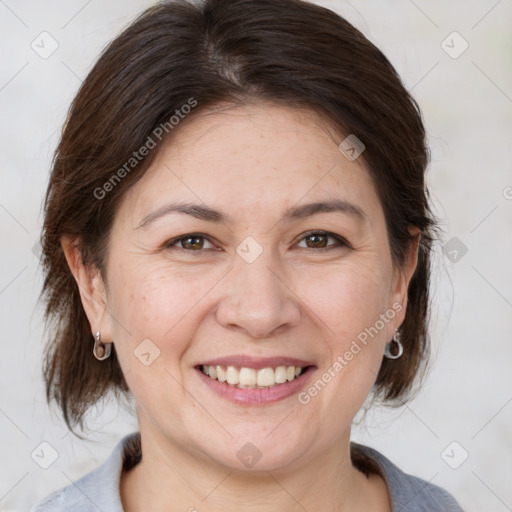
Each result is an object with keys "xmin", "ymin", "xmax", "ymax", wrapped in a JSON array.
[{"xmin": 120, "ymin": 423, "xmax": 390, "ymax": 512}]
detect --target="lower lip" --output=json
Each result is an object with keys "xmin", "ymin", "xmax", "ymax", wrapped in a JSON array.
[{"xmin": 195, "ymin": 366, "xmax": 316, "ymax": 405}]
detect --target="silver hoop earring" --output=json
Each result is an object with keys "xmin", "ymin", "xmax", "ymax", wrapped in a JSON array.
[
  {"xmin": 384, "ymin": 328, "xmax": 403, "ymax": 359},
  {"xmin": 93, "ymin": 331, "xmax": 112, "ymax": 361}
]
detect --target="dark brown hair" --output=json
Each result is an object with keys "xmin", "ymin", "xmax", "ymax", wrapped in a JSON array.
[{"xmin": 40, "ymin": 0, "xmax": 437, "ymax": 432}]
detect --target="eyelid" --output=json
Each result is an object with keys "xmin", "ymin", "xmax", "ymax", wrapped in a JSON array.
[
  {"xmin": 294, "ymin": 230, "xmax": 351, "ymax": 250},
  {"xmin": 164, "ymin": 233, "xmax": 218, "ymax": 250},
  {"xmin": 164, "ymin": 230, "xmax": 351, "ymax": 252}
]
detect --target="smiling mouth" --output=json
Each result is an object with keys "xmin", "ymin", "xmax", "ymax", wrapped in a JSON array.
[{"xmin": 196, "ymin": 364, "xmax": 315, "ymax": 389}]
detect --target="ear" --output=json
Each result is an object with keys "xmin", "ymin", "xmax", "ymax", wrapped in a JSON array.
[
  {"xmin": 389, "ymin": 227, "xmax": 421, "ymax": 329},
  {"xmin": 61, "ymin": 235, "xmax": 113, "ymax": 342}
]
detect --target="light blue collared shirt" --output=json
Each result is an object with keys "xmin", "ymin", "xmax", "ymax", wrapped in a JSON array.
[{"xmin": 30, "ymin": 431, "xmax": 464, "ymax": 512}]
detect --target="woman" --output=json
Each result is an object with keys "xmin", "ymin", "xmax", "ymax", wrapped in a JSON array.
[{"xmin": 32, "ymin": 0, "xmax": 464, "ymax": 510}]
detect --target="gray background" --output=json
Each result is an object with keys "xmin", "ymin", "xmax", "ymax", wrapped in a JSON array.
[{"xmin": 1, "ymin": 1, "xmax": 511, "ymax": 510}]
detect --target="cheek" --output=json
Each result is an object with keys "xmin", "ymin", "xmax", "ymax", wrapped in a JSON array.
[
  {"xmin": 295, "ymin": 264, "xmax": 390, "ymax": 417},
  {"xmin": 106, "ymin": 260, "xmax": 226, "ymax": 365},
  {"xmin": 105, "ymin": 262, "xmax": 204, "ymax": 410},
  {"xmin": 297, "ymin": 258, "xmax": 391, "ymax": 343}
]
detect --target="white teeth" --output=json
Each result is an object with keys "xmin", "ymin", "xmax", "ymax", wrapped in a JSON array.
[
  {"xmin": 200, "ymin": 364, "xmax": 306, "ymax": 388},
  {"xmin": 239, "ymin": 367, "xmax": 257, "ymax": 386},
  {"xmin": 226, "ymin": 366, "xmax": 239, "ymax": 385},
  {"xmin": 257, "ymin": 368, "xmax": 275, "ymax": 387},
  {"xmin": 275, "ymin": 366, "xmax": 287, "ymax": 384},
  {"xmin": 216, "ymin": 365, "xmax": 227, "ymax": 382}
]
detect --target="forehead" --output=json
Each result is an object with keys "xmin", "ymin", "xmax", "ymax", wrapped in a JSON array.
[{"xmin": 119, "ymin": 102, "xmax": 382, "ymax": 227}]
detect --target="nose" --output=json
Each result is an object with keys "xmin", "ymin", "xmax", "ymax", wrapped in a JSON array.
[{"xmin": 215, "ymin": 247, "xmax": 301, "ymax": 339}]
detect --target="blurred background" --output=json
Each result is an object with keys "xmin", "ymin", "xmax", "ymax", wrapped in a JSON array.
[{"xmin": 1, "ymin": 1, "xmax": 511, "ymax": 510}]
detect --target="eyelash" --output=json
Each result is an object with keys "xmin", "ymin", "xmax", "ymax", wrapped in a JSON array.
[{"xmin": 163, "ymin": 230, "xmax": 351, "ymax": 253}]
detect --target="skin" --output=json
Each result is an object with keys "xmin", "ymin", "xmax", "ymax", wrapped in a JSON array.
[{"xmin": 63, "ymin": 101, "xmax": 419, "ymax": 512}]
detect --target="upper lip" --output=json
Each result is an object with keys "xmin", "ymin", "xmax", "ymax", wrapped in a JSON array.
[{"xmin": 196, "ymin": 355, "xmax": 315, "ymax": 369}]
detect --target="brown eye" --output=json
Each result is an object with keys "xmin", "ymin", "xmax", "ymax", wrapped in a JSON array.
[
  {"xmin": 165, "ymin": 234, "xmax": 215, "ymax": 251},
  {"xmin": 181, "ymin": 236, "xmax": 205, "ymax": 250},
  {"xmin": 304, "ymin": 233, "xmax": 329, "ymax": 248},
  {"xmin": 296, "ymin": 231, "xmax": 349, "ymax": 250}
]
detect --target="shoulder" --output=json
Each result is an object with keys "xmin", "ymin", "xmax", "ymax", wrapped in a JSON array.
[
  {"xmin": 30, "ymin": 432, "xmax": 140, "ymax": 512},
  {"xmin": 351, "ymin": 442, "xmax": 465, "ymax": 512}
]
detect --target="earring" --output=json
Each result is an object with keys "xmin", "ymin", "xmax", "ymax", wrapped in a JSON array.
[
  {"xmin": 93, "ymin": 331, "xmax": 112, "ymax": 361},
  {"xmin": 384, "ymin": 328, "xmax": 403, "ymax": 359}
]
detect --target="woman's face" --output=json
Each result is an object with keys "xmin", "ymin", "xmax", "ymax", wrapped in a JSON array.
[{"xmin": 90, "ymin": 102, "xmax": 416, "ymax": 471}]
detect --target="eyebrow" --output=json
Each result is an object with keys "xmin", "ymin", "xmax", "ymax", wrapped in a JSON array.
[{"xmin": 136, "ymin": 198, "xmax": 366, "ymax": 229}]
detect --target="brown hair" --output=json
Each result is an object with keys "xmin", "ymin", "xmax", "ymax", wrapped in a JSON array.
[{"xmin": 40, "ymin": 0, "xmax": 437, "ymax": 432}]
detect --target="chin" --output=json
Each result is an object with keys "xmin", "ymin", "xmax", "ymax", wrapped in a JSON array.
[{"xmin": 200, "ymin": 427, "xmax": 309, "ymax": 472}]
